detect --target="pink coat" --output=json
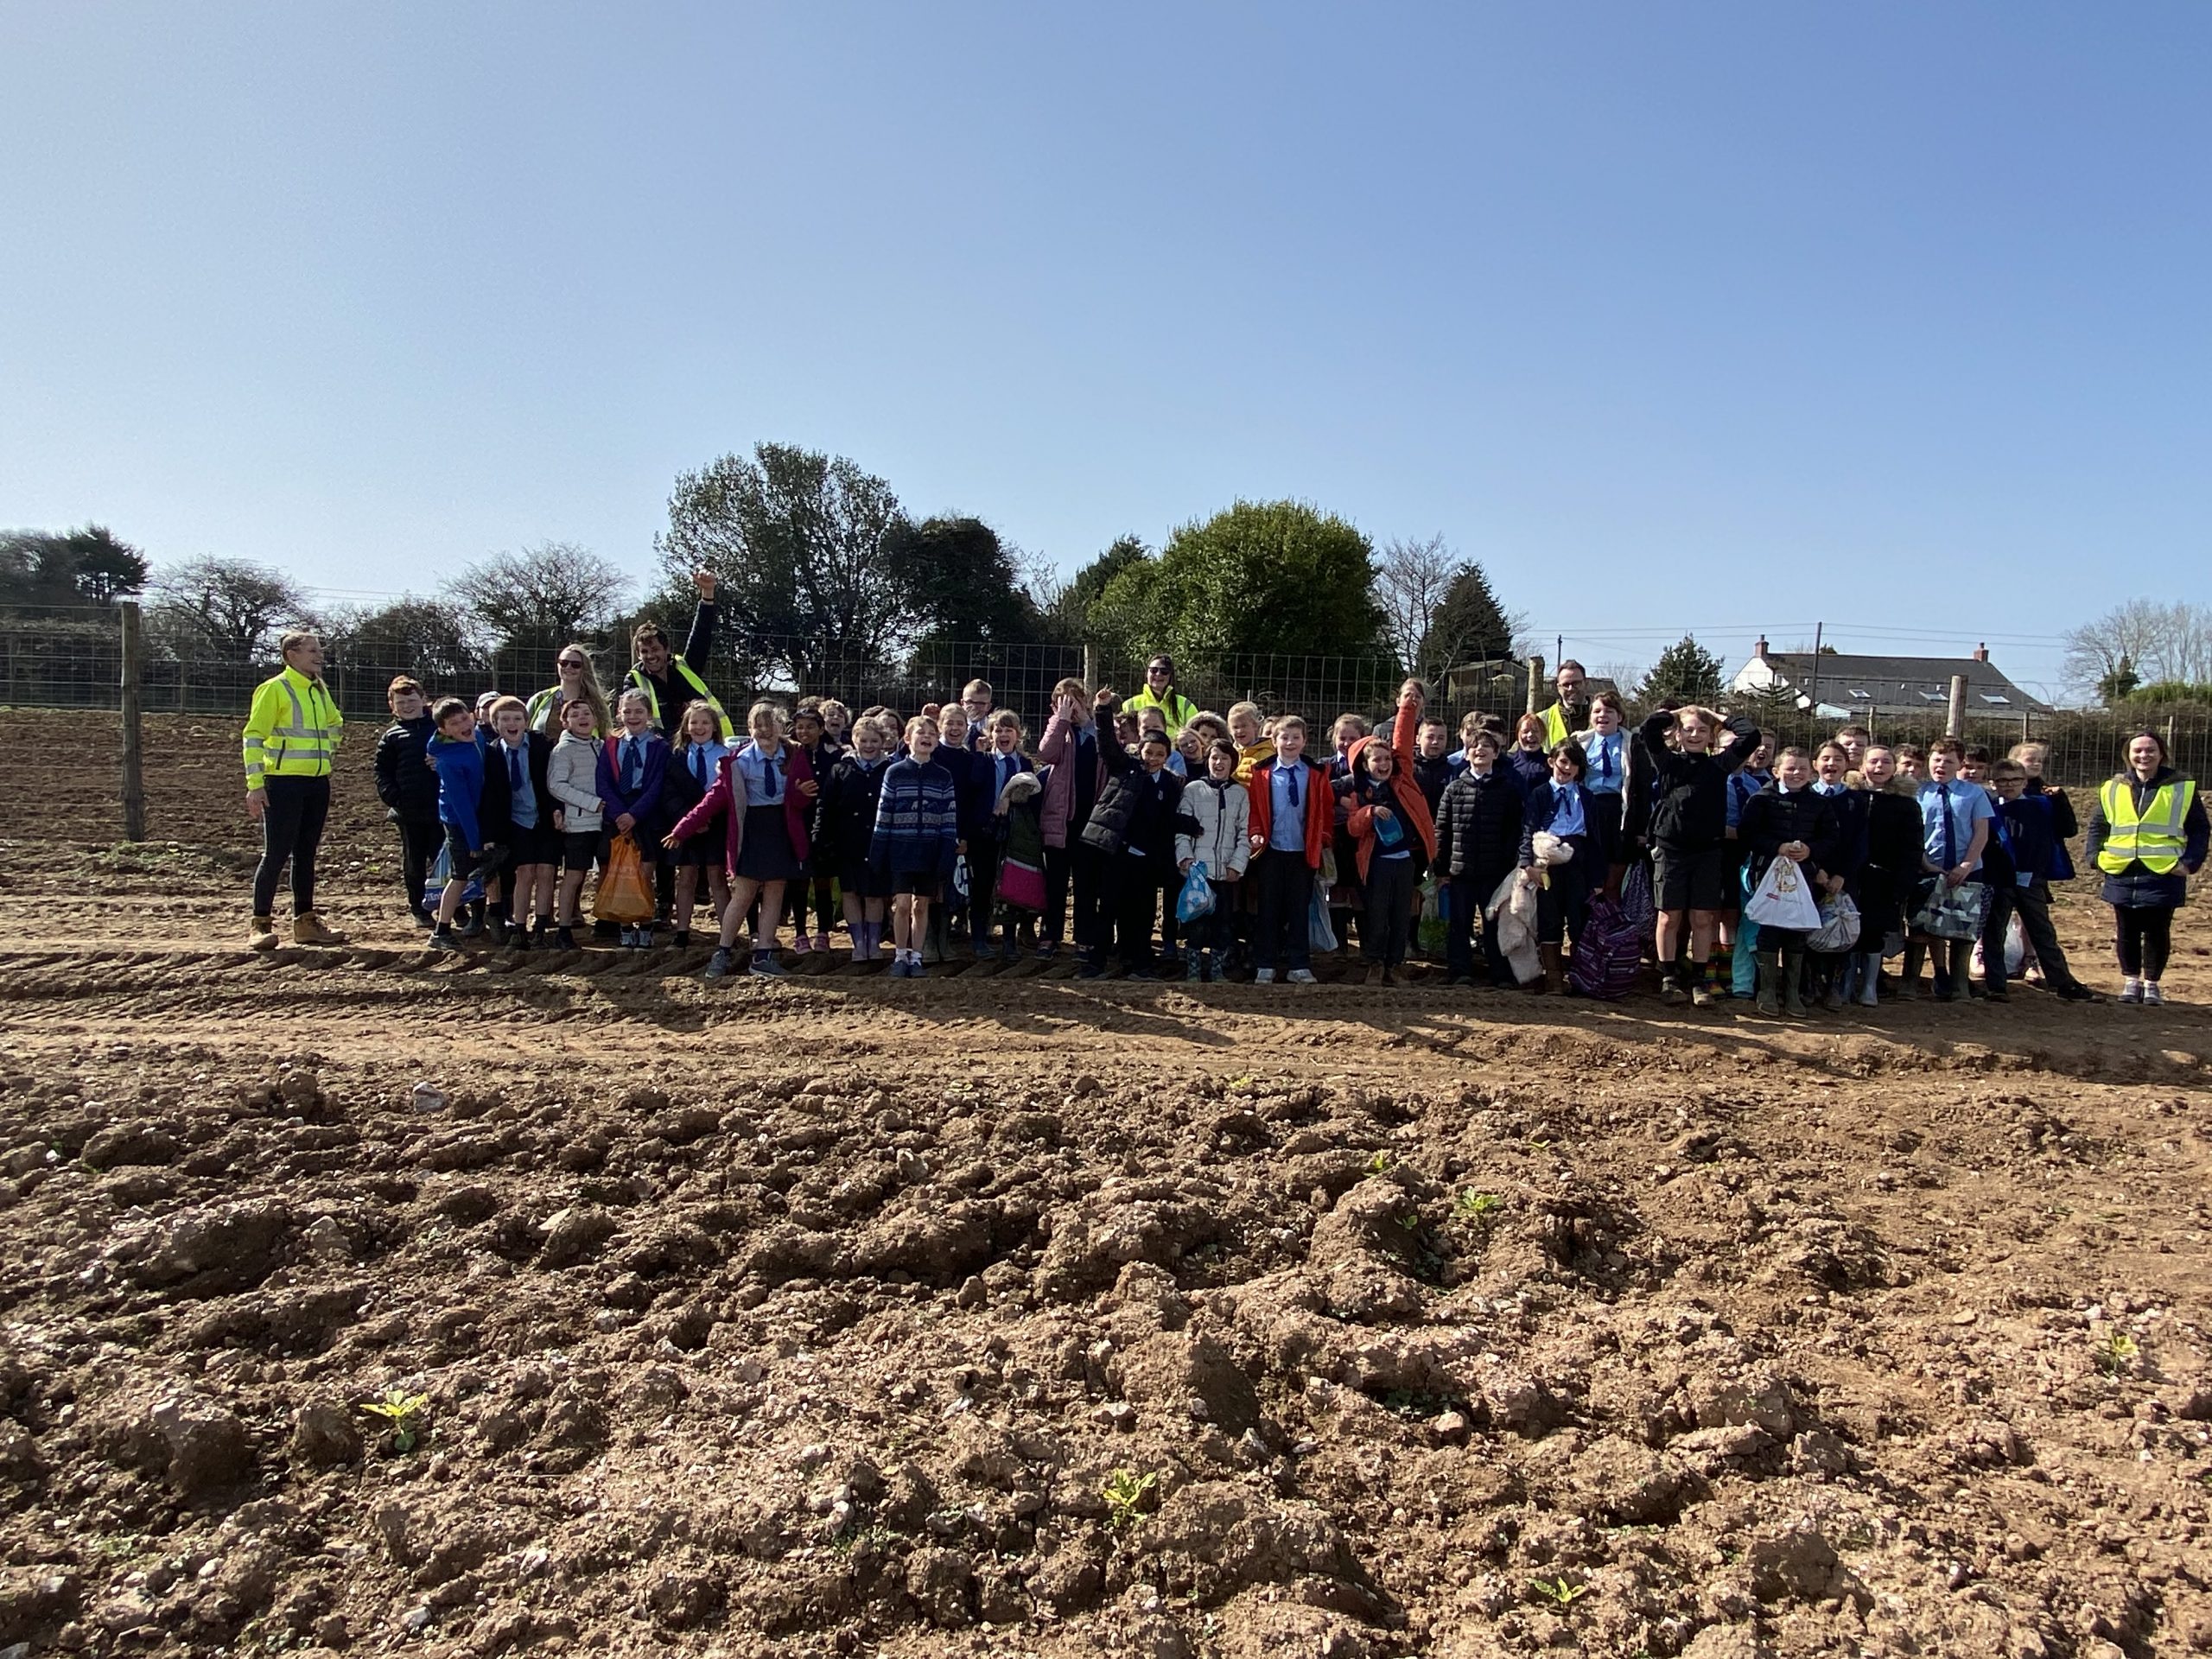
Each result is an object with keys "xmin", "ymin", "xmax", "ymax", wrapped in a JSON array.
[
  {"xmin": 671, "ymin": 745, "xmax": 816, "ymax": 879},
  {"xmin": 1036, "ymin": 710, "xmax": 1110, "ymax": 849}
]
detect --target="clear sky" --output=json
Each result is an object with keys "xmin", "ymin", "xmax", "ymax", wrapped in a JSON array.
[{"xmin": 4, "ymin": 2, "xmax": 2207, "ymax": 698}]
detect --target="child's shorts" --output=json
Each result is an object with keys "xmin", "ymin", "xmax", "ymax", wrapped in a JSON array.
[
  {"xmin": 1654, "ymin": 842, "xmax": 1732, "ymax": 912},
  {"xmin": 843, "ymin": 861, "xmax": 892, "ymax": 899},
  {"xmin": 561, "ymin": 830, "xmax": 601, "ymax": 871},
  {"xmin": 507, "ymin": 822, "xmax": 560, "ymax": 867},
  {"xmin": 441, "ymin": 829, "xmax": 480, "ymax": 880},
  {"xmin": 891, "ymin": 871, "xmax": 939, "ymax": 897}
]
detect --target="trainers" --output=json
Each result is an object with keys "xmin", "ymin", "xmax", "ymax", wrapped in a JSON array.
[
  {"xmin": 1287, "ymin": 969, "xmax": 1318, "ymax": 985},
  {"xmin": 248, "ymin": 916, "xmax": 278, "ymax": 951},
  {"xmin": 673, "ymin": 929, "xmax": 691, "ymax": 949},
  {"xmin": 1690, "ymin": 983, "xmax": 1715, "ymax": 1009},
  {"xmin": 2056, "ymin": 983, "xmax": 2098, "ymax": 1002},
  {"xmin": 703, "ymin": 949, "xmax": 732, "ymax": 980},
  {"xmin": 1255, "ymin": 969, "xmax": 1276, "ymax": 984},
  {"xmin": 2120, "ymin": 977, "xmax": 2144, "ymax": 1003},
  {"xmin": 292, "ymin": 912, "xmax": 346, "ymax": 946},
  {"xmin": 1659, "ymin": 977, "xmax": 1685, "ymax": 1005},
  {"xmin": 752, "ymin": 955, "xmax": 787, "ymax": 977},
  {"xmin": 814, "ymin": 932, "xmax": 831, "ymax": 953},
  {"xmin": 1382, "ymin": 967, "xmax": 1399, "ymax": 987},
  {"xmin": 2144, "ymin": 982, "xmax": 2164, "ymax": 1007},
  {"xmin": 1035, "ymin": 941, "xmax": 1060, "ymax": 959},
  {"xmin": 633, "ymin": 927, "xmax": 654, "ymax": 950},
  {"xmin": 906, "ymin": 957, "xmax": 927, "ymax": 979},
  {"xmin": 429, "ymin": 926, "xmax": 461, "ymax": 953},
  {"xmin": 792, "ymin": 933, "xmax": 812, "ymax": 956},
  {"xmin": 1077, "ymin": 962, "xmax": 1105, "ymax": 980}
]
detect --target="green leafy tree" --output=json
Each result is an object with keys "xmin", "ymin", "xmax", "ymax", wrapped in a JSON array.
[
  {"xmin": 658, "ymin": 442, "xmax": 908, "ymax": 685},
  {"xmin": 1044, "ymin": 534, "xmax": 1150, "ymax": 645},
  {"xmin": 0, "ymin": 524, "xmax": 149, "ymax": 607},
  {"xmin": 1102, "ymin": 499, "xmax": 1388, "ymax": 666},
  {"xmin": 2098, "ymin": 654, "xmax": 2141, "ymax": 706},
  {"xmin": 886, "ymin": 514, "xmax": 1043, "ymax": 646},
  {"xmin": 1635, "ymin": 634, "xmax": 1726, "ymax": 706},
  {"xmin": 1416, "ymin": 562, "xmax": 1517, "ymax": 677}
]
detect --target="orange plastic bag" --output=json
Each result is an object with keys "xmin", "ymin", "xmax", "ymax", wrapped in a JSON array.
[{"xmin": 593, "ymin": 830, "xmax": 656, "ymax": 924}]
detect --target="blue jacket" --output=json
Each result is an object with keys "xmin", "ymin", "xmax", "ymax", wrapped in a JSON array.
[
  {"xmin": 871, "ymin": 755, "xmax": 960, "ymax": 877},
  {"xmin": 597, "ymin": 730, "xmax": 670, "ymax": 833},
  {"xmin": 428, "ymin": 729, "xmax": 489, "ymax": 851}
]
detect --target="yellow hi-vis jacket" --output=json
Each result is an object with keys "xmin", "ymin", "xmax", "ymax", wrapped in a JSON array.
[
  {"xmin": 243, "ymin": 666, "xmax": 342, "ymax": 790},
  {"xmin": 624, "ymin": 655, "xmax": 733, "ymax": 740},
  {"xmin": 2096, "ymin": 774, "xmax": 2197, "ymax": 874}
]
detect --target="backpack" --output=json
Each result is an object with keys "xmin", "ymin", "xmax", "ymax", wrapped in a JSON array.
[{"xmin": 1567, "ymin": 897, "xmax": 1643, "ymax": 1001}]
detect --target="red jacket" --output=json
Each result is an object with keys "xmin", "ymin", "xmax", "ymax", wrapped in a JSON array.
[
  {"xmin": 1247, "ymin": 755, "xmax": 1332, "ymax": 871},
  {"xmin": 1345, "ymin": 700, "xmax": 1438, "ymax": 880},
  {"xmin": 671, "ymin": 744, "xmax": 817, "ymax": 880}
]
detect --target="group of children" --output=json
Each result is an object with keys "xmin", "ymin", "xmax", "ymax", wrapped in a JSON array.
[{"xmin": 369, "ymin": 649, "xmax": 2205, "ymax": 1005}]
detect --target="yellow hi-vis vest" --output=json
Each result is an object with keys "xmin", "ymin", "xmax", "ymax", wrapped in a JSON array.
[
  {"xmin": 526, "ymin": 684, "xmax": 604, "ymax": 735},
  {"xmin": 1541, "ymin": 702, "xmax": 1571, "ymax": 747},
  {"xmin": 625, "ymin": 655, "xmax": 734, "ymax": 740},
  {"xmin": 243, "ymin": 666, "xmax": 342, "ymax": 789},
  {"xmin": 2097, "ymin": 774, "xmax": 2196, "ymax": 874}
]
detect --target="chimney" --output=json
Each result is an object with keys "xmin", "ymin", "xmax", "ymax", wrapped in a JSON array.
[
  {"xmin": 1753, "ymin": 635, "xmax": 1769, "ymax": 660},
  {"xmin": 1972, "ymin": 643, "xmax": 1989, "ymax": 663}
]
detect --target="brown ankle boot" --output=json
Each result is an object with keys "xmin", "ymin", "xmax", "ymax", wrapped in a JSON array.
[
  {"xmin": 292, "ymin": 912, "xmax": 347, "ymax": 946},
  {"xmin": 248, "ymin": 916, "xmax": 278, "ymax": 951}
]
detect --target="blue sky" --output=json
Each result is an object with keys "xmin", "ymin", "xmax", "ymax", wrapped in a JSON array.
[{"xmin": 4, "ymin": 2, "xmax": 2207, "ymax": 698}]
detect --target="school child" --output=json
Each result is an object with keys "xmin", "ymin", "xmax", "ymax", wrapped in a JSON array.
[
  {"xmin": 1326, "ymin": 714, "xmax": 1370, "ymax": 948},
  {"xmin": 1083, "ymin": 731, "xmax": 1185, "ymax": 978},
  {"xmin": 1190, "ymin": 711, "xmax": 1231, "ymax": 749},
  {"xmin": 1852, "ymin": 747, "xmax": 1925, "ymax": 1006},
  {"xmin": 1721, "ymin": 730, "xmax": 1774, "ymax": 998},
  {"xmin": 1413, "ymin": 718, "xmax": 1453, "ymax": 817},
  {"xmin": 1037, "ymin": 681, "xmax": 1115, "ymax": 961},
  {"xmin": 1344, "ymin": 687, "xmax": 1437, "ymax": 985},
  {"xmin": 481, "ymin": 695, "xmax": 557, "ymax": 947},
  {"xmin": 958, "ymin": 680, "xmax": 995, "ymax": 747},
  {"xmin": 1517, "ymin": 741, "xmax": 1599, "ymax": 995},
  {"xmin": 1175, "ymin": 739, "xmax": 1251, "ymax": 982},
  {"xmin": 373, "ymin": 677, "xmax": 445, "ymax": 925},
  {"xmin": 1638, "ymin": 703, "xmax": 1764, "ymax": 1007},
  {"xmin": 1808, "ymin": 741, "xmax": 1870, "ymax": 1007},
  {"xmin": 1433, "ymin": 731, "xmax": 1524, "ymax": 988},
  {"xmin": 1986, "ymin": 760, "xmax": 2096, "ymax": 1001},
  {"xmin": 424, "ymin": 698, "xmax": 493, "ymax": 953},
  {"xmin": 2083, "ymin": 729, "xmax": 2208, "ymax": 1006},
  {"xmin": 814, "ymin": 717, "xmax": 895, "ymax": 962},
  {"xmin": 931, "ymin": 703, "xmax": 983, "ymax": 961},
  {"xmin": 545, "ymin": 696, "xmax": 604, "ymax": 950},
  {"xmin": 1224, "ymin": 702, "xmax": 1272, "ymax": 966},
  {"xmin": 526, "ymin": 645, "xmax": 613, "ymax": 737},
  {"xmin": 969, "ymin": 712, "xmax": 1035, "ymax": 957},
  {"xmin": 1506, "ymin": 715, "xmax": 1553, "ymax": 798},
  {"xmin": 660, "ymin": 701, "xmax": 732, "ymax": 947},
  {"xmin": 787, "ymin": 708, "xmax": 842, "ymax": 955},
  {"xmin": 2009, "ymin": 740, "xmax": 2077, "ymax": 878},
  {"xmin": 871, "ymin": 715, "xmax": 961, "ymax": 978},
  {"xmin": 1896, "ymin": 744, "xmax": 1927, "ymax": 785},
  {"xmin": 819, "ymin": 700, "xmax": 854, "ymax": 750},
  {"xmin": 1832, "ymin": 724, "xmax": 1871, "ymax": 774},
  {"xmin": 1245, "ymin": 716, "xmax": 1332, "ymax": 984},
  {"xmin": 1573, "ymin": 692, "xmax": 1630, "ymax": 894},
  {"xmin": 1172, "ymin": 723, "xmax": 1205, "ymax": 779},
  {"xmin": 1738, "ymin": 747, "xmax": 1839, "ymax": 1017},
  {"xmin": 1444, "ymin": 711, "xmax": 1487, "ymax": 779},
  {"xmin": 668, "ymin": 701, "xmax": 819, "ymax": 978},
  {"xmin": 992, "ymin": 765, "xmax": 1049, "ymax": 962},
  {"xmin": 596, "ymin": 689, "xmax": 671, "ymax": 949},
  {"xmin": 1907, "ymin": 739, "xmax": 1994, "ymax": 1001}
]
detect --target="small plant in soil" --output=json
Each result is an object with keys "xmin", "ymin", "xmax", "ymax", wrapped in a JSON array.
[
  {"xmin": 1528, "ymin": 1573, "xmax": 1589, "ymax": 1609},
  {"xmin": 1103, "ymin": 1466, "xmax": 1158, "ymax": 1531},
  {"xmin": 361, "ymin": 1388, "xmax": 430, "ymax": 1452},
  {"xmin": 1367, "ymin": 1149, "xmax": 1395, "ymax": 1174},
  {"xmin": 2092, "ymin": 1329, "xmax": 2139, "ymax": 1375},
  {"xmin": 1452, "ymin": 1190, "xmax": 1502, "ymax": 1224}
]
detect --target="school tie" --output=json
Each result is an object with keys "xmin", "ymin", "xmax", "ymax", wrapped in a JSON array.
[
  {"xmin": 1939, "ymin": 783, "xmax": 1957, "ymax": 868},
  {"xmin": 693, "ymin": 747, "xmax": 708, "ymax": 788},
  {"xmin": 622, "ymin": 739, "xmax": 640, "ymax": 794},
  {"xmin": 508, "ymin": 746, "xmax": 524, "ymax": 793},
  {"xmin": 762, "ymin": 749, "xmax": 779, "ymax": 799},
  {"xmin": 1593, "ymin": 740, "xmax": 1611, "ymax": 783},
  {"xmin": 1287, "ymin": 767, "xmax": 1300, "ymax": 810}
]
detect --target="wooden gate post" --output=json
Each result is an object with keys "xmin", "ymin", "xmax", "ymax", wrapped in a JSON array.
[{"xmin": 120, "ymin": 600, "xmax": 145, "ymax": 842}]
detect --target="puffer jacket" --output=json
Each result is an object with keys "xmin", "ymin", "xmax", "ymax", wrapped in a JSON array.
[
  {"xmin": 1037, "ymin": 710, "xmax": 1109, "ymax": 849},
  {"xmin": 374, "ymin": 715, "xmax": 441, "ymax": 823},
  {"xmin": 1175, "ymin": 776, "xmax": 1251, "ymax": 877},
  {"xmin": 1433, "ymin": 767, "xmax": 1523, "ymax": 885},
  {"xmin": 1639, "ymin": 712, "xmax": 1764, "ymax": 849}
]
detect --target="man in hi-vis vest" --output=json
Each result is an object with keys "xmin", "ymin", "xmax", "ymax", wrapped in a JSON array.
[
  {"xmin": 626, "ymin": 569, "xmax": 732, "ymax": 741},
  {"xmin": 243, "ymin": 630, "xmax": 346, "ymax": 950}
]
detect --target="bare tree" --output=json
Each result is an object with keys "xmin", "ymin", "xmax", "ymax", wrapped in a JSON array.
[
  {"xmin": 2063, "ymin": 600, "xmax": 2212, "ymax": 696},
  {"xmin": 1373, "ymin": 534, "xmax": 1467, "ymax": 675},
  {"xmin": 443, "ymin": 542, "xmax": 630, "ymax": 650},
  {"xmin": 150, "ymin": 556, "xmax": 314, "ymax": 661}
]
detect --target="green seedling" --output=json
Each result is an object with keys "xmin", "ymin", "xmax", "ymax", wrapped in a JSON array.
[
  {"xmin": 1452, "ymin": 1190, "xmax": 1502, "ymax": 1223},
  {"xmin": 2092, "ymin": 1330, "xmax": 2139, "ymax": 1376},
  {"xmin": 361, "ymin": 1388, "xmax": 430, "ymax": 1452},
  {"xmin": 1528, "ymin": 1574, "xmax": 1589, "ymax": 1608},
  {"xmin": 1103, "ymin": 1467, "xmax": 1158, "ymax": 1531},
  {"xmin": 1367, "ymin": 1150, "xmax": 1395, "ymax": 1174}
]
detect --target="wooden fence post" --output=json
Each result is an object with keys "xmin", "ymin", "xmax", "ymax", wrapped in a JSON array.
[
  {"xmin": 120, "ymin": 600, "xmax": 145, "ymax": 842},
  {"xmin": 1082, "ymin": 645, "xmax": 1097, "ymax": 692},
  {"xmin": 1526, "ymin": 656, "xmax": 1545, "ymax": 716},
  {"xmin": 1946, "ymin": 674, "xmax": 1968, "ymax": 740}
]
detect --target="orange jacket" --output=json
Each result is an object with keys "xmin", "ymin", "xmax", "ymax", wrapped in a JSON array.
[
  {"xmin": 1247, "ymin": 755, "xmax": 1333, "ymax": 870},
  {"xmin": 1344, "ymin": 699, "xmax": 1438, "ymax": 881}
]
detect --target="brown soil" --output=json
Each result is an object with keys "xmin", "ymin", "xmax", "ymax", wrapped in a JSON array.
[{"xmin": 1, "ymin": 709, "xmax": 2209, "ymax": 1659}]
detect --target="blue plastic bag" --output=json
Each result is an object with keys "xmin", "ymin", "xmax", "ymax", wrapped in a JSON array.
[{"xmin": 1175, "ymin": 861, "xmax": 1215, "ymax": 924}]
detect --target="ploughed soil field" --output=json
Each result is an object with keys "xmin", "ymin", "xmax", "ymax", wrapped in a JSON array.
[{"xmin": 2, "ymin": 709, "xmax": 2209, "ymax": 1659}]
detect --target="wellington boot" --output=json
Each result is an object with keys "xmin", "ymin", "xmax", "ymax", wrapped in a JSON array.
[
  {"xmin": 1755, "ymin": 950, "xmax": 1781, "ymax": 1016},
  {"xmin": 1539, "ymin": 943, "xmax": 1564, "ymax": 996},
  {"xmin": 1782, "ymin": 947, "xmax": 1808, "ymax": 1017}
]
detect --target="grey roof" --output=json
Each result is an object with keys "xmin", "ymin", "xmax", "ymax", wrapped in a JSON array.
[{"xmin": 1758, "ymin": 652, "xmax": 2050, "ymax": 715}]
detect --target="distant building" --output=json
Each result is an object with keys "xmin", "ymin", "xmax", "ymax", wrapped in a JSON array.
[{"xmin": 1728, "ymin": 639, "xmax": 2050, "ymax": 721}]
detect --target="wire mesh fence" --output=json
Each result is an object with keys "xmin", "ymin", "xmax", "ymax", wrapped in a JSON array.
[{"xmin": 3, "ymin": 603, "xmax": 2207, "ymax": 789}]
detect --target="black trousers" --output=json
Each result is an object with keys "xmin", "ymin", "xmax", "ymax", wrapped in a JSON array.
[
  {"xmin": 2114, "ymin": 903, "xmax": 2176, "ymax": 980},
  {"xmin": 253, "ymin": 776, "xmax": 331, "ymax": 917},
  {"xmin": 1445, "ymin": 873, "xmax": 1511, "ymax": 984},
  {"xmin": 1362, "ymin": 855, "xmax": 1416, "ymax": 964},
  {"xmin": 1109, "ymin": 858, "xmax": 1169, "ymax": 969},
  {"xmin": 395, "ymin": 818, "xmax": 445, "ymax": 916},
  {"xmin": 1255, "ymin": 849, "xmax": 1313, "ymax": 973},
  {"xmin": 1985, "ymin": 878, "xmax": 2082, "ymax": 994},
  {"xmin": 966, "ymin": 841, "xmax": 1003, "ymax": 944},
  {"xmin": 1046, "ymin": 842, "xmax": 1106, "ymax": 950},
  {"xmin": 1534, "ymin": 839, "xmax": 1594, "ymax": 945}
]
